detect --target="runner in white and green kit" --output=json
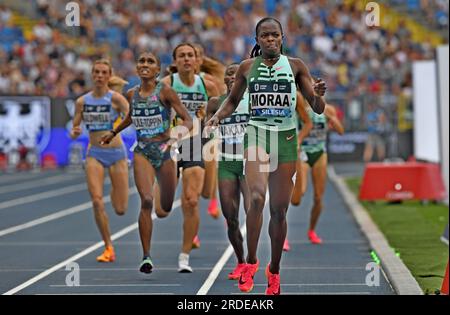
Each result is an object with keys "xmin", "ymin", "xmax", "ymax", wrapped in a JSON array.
[
  {"xmin": 206, "ymin": 63, "xmax": 250, "ymax": 282},
  {"xmin": 291, "ymin": 101, "xmax": 344, "ymax": 245},
  {"xmin": 206, "ymin": 17, "xmax": 327, "ymax": 295}
]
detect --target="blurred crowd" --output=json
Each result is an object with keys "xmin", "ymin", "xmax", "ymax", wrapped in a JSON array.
[
  {"xmin": 0, "ymin": 0, "xmax": 448, "ymax": 102},
  {"xmin": 390, "ymin": 0, "xmax": 449, "ymax": 31}
]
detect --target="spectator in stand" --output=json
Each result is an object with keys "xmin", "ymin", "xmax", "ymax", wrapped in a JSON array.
[
  {"xmin": 0, "ymin": 0, "xmax": 446, "ymax": 107},
  {"xmin": 363, "ymin": 103, "xmax": 387, "ymax": 162}
]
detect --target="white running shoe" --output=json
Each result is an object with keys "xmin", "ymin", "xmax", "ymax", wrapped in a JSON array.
[{"xmin": 178, "ymin": 253, "xmax": 193, "ymax": 273}]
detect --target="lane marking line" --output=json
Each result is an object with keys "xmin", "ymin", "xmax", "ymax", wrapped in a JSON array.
[
  {"xmin": 0, "ymin": 186, "xmax": 137, "ymax": 237},
  {"xmin": 2, "ymin": 200, "xmax": 181, "ymax": 295}
]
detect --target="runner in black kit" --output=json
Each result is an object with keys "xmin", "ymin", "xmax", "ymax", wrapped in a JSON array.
[{"xmin": 160, "ymin": 43, "xmax": 219, "ymax": 272}]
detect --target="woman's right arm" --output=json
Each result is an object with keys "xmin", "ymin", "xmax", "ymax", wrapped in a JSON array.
[
  {"xmin": 99, "ymin": 89, "xmax": 134, "ymax": 145},
  {"xmin": 296, "ymin": 92, "xmax": 313, "ymax": 147},
  {"xmin": 206, "ymin": 97, "xmax": 220, "ymax": 121},
  {"xmin": 206, "ymin": 60, "xmax": 250, "ymax": 127},
  {"xmin": 160, "ymin": 84, "xmax": 193, "ymax": 143},
  {"xmin": 111, "ymin": 89, "xmax": 134, "ymax": 134},
  {"xmin": 70, "ymin": 97, "xmax": 83, "ymax": 139}
]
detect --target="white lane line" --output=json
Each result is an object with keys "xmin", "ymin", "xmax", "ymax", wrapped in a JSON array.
[
  {"xmin": 291, "ymin": 292, "xmax": 372, "ymax": 295},
  {"xmin": 281, "ymin": 240, "xmax": 366, "ymax": 244},
  {"xmin": 0, "ymin": 171, "xmax": 80, "ymax": 185},
  {"xmin": 2, "ymin": 224, "xmax": 137, "ymax": 295},
  {"xmin": 235, "ymin": 283, "xmax": 369, "ymax": 287},
  {"xmin": 0, "ymin": 172, "xmax": 44, "ymax": 184},
  {"xmin": 196, "ymin": 197, "xmax": 269, "ymax": 295},
  {"xmin": 0, "ymin": 178, "xmax": 111, "ymax": 210},
  {"xmin": 0, "ymin": 173, "xmax": 82, "ymax": 194},
  {"xmin": 36, "ymin": 293, "xmax": 175, "ymax": 295},
  {"xmin": 230, "ymin": 292, "xmax": 371, "ymax": 295},
  {"xmin": 0, "ymin": 186, "xmax": 137, "ymax": 238},
  {"xmin": 0, "ymin": 242, "xmax": 107, "ymax": 246},
  {"xmin": 0, "ymin": 266, "xmax": 366, "ymax": 272},
  {"xmin": 49, "ymin": 284, "xmax": 181, "ymax": 287},
  {"xmin": 0, "ymin": 240, "xmax": 364, "ymax": 245},
  {"xmin": 2, "ymin": 199, "xmax": 181, "ymax": 295},
  {"xmin": 196, "ymin": 225, "xmax": 246, "ymax": 296}
]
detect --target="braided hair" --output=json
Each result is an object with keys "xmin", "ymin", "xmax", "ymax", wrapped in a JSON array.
[{"xmin": 250, "ymin": 17, "xmax": 284, "ymax": 58}]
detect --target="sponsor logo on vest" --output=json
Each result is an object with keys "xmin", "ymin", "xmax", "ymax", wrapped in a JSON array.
[{"xmin": 286, "ymin": 134, "xmax": 295, "ymax": 141}]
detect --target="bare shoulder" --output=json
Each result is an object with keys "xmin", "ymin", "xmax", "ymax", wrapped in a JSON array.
[
  {"xmin": 325, "ymin": 104, "xmax": 337, "ymax": 115},
  {"xmin": 160, "ymin": 75, "xmax": 172, "ymax": 86},
  {"xmin": 125, "ymin": 87, "xmax": 137, "ymax": 100},
  {"xmin": 203, "ymin": 72, "xmax": 216, "ymax": 81},
  {"xmin": 111, "ymin": 90, "xmax": 126, "ymax": 101},
  {"xmin": 208, "ymin": 95, "xmax": 220, "ymax": 104},
  {"xmin": 239, "ymin": 58, "xmax": 256, "ymax": 73},
  {"xmin": 203, "ymin": 77, "xmax": 217, "ymax": 90},
  {"xmin": 206, "ymin": 96, "xmax": 221, "ymax": 115},
  {"xmin": 75, "ymin": 95, "xmax": 85, "ymax": 107},
  {"xmin": 287, "ymin": 56, "xmax": 308, "ymax": 73},
  {"xmin": 159, "ymin": 81, "xmax": 176, "ymax": 98},
  {"xmin": 158, "ymin": 81, "xmax": 170, "ymax": 91}
]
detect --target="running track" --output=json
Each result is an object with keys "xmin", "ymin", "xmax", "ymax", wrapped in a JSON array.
[{"xmin": 0, "ymin": 164, "xmax": 394, "ymax": 295}]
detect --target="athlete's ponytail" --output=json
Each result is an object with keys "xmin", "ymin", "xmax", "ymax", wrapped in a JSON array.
[{"xmin": 250, "ymin": 44, "xmax": 262, "ymax": 58}]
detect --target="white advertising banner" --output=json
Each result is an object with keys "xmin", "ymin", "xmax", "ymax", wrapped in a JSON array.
[
  {"xmin": 413, "ymin": 61, "xmax": 440, "ymax": 163},
  {"xmin": 0, "ymin": 96, "xmax": 51, "ymax": 155},
  {"xmin": 437, "ymin": 46, "xmax": 449, "ymax": 204}
]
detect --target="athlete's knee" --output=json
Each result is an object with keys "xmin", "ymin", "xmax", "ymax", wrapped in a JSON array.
[
  {"xmin": 140, "ymin": 195, "xmax": 154, "ymax": 210},
  {"xmin": 112, "ymin": 201, "xmax": 127, "ymax": 216},
  {"xmin": 114, "ymin": 208, "xmax": 126, "ymax": 216},
  {"xmin": 156, "ymin": 200, "xmax": 172, "ymax": 216},
  {"xmin": 92, "ymin": 196, "xmax": 104, "ymax": 212},
  {"xmin": 250, "ymin": 187, "xmax": 266, "ymax": 209},
  {"xmin": 183, "ymin": 193, "xmax": 199, "ymax": 210},
  {"xmin": 201, "ymin": 191, "xmax": 211, "ymax": 199},
  {"xmin": 313, "ymin": 195, "xmax": 323, "ymax": 207},
  {"xmin": 226, "ymin": 217, "xmax": 240, "ymax": 231},
  {"xmin": 156, "ymin": 210, "xmax": 170, "ymax": 218},
  {"xmin": 270, "ymin": 208, "xmax": 287, "ymax": 223},
  {"xmin": 182, "ymin": 199, "xmax": 198, "ymax": 217}
]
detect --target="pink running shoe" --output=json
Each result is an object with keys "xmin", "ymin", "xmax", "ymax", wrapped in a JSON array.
[
  {"xmin": 192, "ymin": 235, "xmax": 201, "ymax": 249},
  {"xmin": 228, "ymin": 263, "xmax": 246, "ymax": 280},
  {"xmin": 238, "ymin": 261, "xmax": 259, "ymax": 292},
  {"xmin": 283, "ymin": 239, "xmax": 291, "ymax": 252},
  {"xmin": 308, "ymin": 230, "xmax": 323, "ymax": 244},
  {"xmin": 265, "ymin": 264, "xmax": 281, "ymax": 295},
  {"xmin": 207, "ymin": 198, "xmax": 220, "ymax": 219}
]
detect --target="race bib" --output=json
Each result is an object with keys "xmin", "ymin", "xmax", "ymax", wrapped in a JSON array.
[
  {"xmin": 219, "ymin": 114, "xmax": 249, "ymax": 145},
  {"xmin": 178, "ymin": 92, "xmax": 207, "ymax": 118},
  {"xmin": 309, "ymin": 123, "xmax": 327, "ymax": 140},
  {"xmin": 132, "ymin": 106, "xmax": 165, "ymax": 137},
  {"xmin": 83, "ymin": 104, "xmax": 112, "ymax": 131},
  {"xmin": 248, "ymin": 82, "xmax": 292, "ymax": 118}
]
